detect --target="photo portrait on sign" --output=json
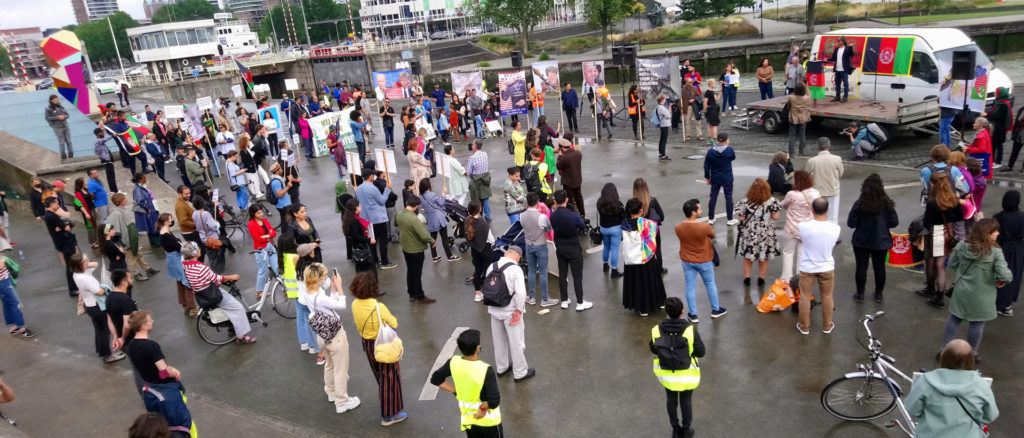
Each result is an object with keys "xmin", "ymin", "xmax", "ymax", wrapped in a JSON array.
[
  {"xmin": 635, "ymin": 56, "xmax": 680, "ymax": 100},
  {"xmin": 531, "ymin": 61, "xmax": 560, "ymax": 93},
  {"xmin": 373, "ymin": 69, "xmax": 413, "ymax": 100},
  {"xmin": 581, "ymin": 61, "xmax": 605, "ymax": 94},
  {"xmin": 498, "ymin": 71, "xmax": 529, "ymax": 116},
  {"xmin": 258, "ymin": 106, "xmax": 284, "ymax": 140},
  {"xmin": 451, "ymin": 71, "xmax": 484, "ymax": 99}
]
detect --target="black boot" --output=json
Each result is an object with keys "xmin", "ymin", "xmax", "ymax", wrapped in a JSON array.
[
  {"xmin": 853, "ymin": 291, "xmax": 864, "ymax": 302},
  {"xmin": 873, "ymin": 290, "xmax": 883, "ymax": 303},
  {"xmin": 926, "ymin": 293, "xmax": 944, "ymax": 308}
]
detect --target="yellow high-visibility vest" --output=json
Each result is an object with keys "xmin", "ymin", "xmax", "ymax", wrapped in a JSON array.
[
  {"xmin": 282, "ymin": 253, "xmax": 298, "ymax": 299},
  {"xmin": 450, "ymin": 356, "xmax": 502, "ymax": 431},
  {"xmin": 651, "ymin": 324, "xmax": 701, "ymax": 391}
]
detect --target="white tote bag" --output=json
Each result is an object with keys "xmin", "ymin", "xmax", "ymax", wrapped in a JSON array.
[{"xmin": 621, "ymin": 228, "xmax": 644, "ymax": 266}]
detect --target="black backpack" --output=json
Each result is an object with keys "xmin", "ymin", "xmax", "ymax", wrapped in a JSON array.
[
  {"xmin": 266, "ymin": 176, "xmax": 282, "ymax": 205},
  {"xmin": 482, "ymin": 262, "xmax": 514, "ymax": 307},
  {"xmin": 920, "ymin": 164, "xmax": 956, "ymax": 205},
  {"xmin": 521, "ymin": 162, "xmax": 541, "ymax": 194},
  {"xmin": 654, "ymin": 328, "xmax": 691, "ymax": 371}
]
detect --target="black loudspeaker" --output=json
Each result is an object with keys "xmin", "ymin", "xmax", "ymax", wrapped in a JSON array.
[
  {"xmin": 612, "ymin": 45, "xmax": 624, "ymax": 65},
  {"xmin": 951, "ymin": 50, "xmax": 975, "ymax": 81},
  {"xmin": 622, "ymin": 45, "xmax": 637, "ymax": 66},
  {"xmin": 410, "ymin": 61, "xmax": 421, "ymax": 76},
  {"xmin": 511, "ymin": 51, "xmax": 522, "ymax": 68}
]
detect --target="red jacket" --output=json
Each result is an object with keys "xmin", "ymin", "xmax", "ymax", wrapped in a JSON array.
[
  {"xmin": 966, "ymin": 128, "xmax": 993, "ymax": 180},
  {"xmin": 247, "ymin": 217, "xmax": 277, "ymax": 249}
]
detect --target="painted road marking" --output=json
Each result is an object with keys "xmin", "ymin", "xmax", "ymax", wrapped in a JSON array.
[
  {"xmin": 883, "ymin": 182, "xmax": 919, "ymax": 190},
  {"xmin": 419, "ymin": 326, "xmax": 470, "ymax": 401}
]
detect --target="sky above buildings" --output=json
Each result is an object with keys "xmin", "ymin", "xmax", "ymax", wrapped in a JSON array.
[{"xmin": 0, "ymin": 0, "xmax": 156, "ymax": 30}]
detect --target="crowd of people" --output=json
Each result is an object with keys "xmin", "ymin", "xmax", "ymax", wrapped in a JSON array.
[{"xmin": 6, "ymin": 70, "xmax": 1020, "ymax": 436}]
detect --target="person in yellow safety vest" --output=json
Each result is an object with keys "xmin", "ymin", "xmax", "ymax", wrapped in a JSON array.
[
  {"xmin": 528, "ymin": 149, "xmax": 552, "ymax": 200},
  {"xmin": 431, "ymin": 328, "xmax": 504, "ymax": 437},
  {"xmin": 650, "ymin": 297, "xmax": 705, "ymax": 438},
  {"xmin": 529, "ymin": 82, "xmax": 545, "ymax": 127},
  {"xmin": 628, "ymin": 85, "xmax": 647, "ymax": 140}
]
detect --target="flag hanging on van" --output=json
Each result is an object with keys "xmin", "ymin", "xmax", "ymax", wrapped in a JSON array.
[
  {"xmin": 806, "ymin": 61, "xmax": 826, "ymax": 99},
  {"xmin": 861, "ymin": 37, "xmax": 915, "ymax": 76}
]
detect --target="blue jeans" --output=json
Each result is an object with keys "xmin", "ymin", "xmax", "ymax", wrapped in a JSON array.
[
  {"xmin": 526, "ymin": 244, "xmax": 549, "ymax": 301},
  {"xmin": 0, "ymin": 277, "xmax": 25, "ymax": 328},
  {"xmin": 295, "ymin": 301, "xmax": 319, "ymax": 352},
  {"xmin": 723, "ymin": 86, "xmax": 737, "ymax": 109},
  {"xmin": 834, "ymin": 71, "xmax": 849, "ymax": 100},
  {"xmin": 682, "ymin": 261, "xmax": 720, "ymax": 315},
  {"xmin": 475, "ymin": 115, "xmax": 485, "ymax": 138},
  {"xmin": 508, "ymin": 213, "xmax": 521, "ymax": 224},
  {"xmin": 235, "ymin": 185, "xmax": 249, "ymax": 210},
  {"xmin": 254, "ymin": 243, "xmax": 278, "ymax": 293},
  {"xmin": 940, "ymin": 116, "xmax": 954, "ymax": 146},
  {"xmin": 384, "ymin": 124, "xmax": 395, "ymax": 147},
  {"xmin": 204, "ymin": 146, "xmax": 221, "ymax": 177},
  {"xmin": 303, "ymin": 137, "xmax": 314, "ymax": 157},
  {"xmin": 481, "ymin": 198, "xmax": 491, "ymax": 220},
  {"xmin": 601, "ymin": 226, "xmax": 622, "ymax": 269},
  {"xmin": 532, "ymin": 106, "xmax": 544, "ymax": 126},
  {"xmin": 758, "ymin": 82, "xmax": 774, "ymax": 100}
]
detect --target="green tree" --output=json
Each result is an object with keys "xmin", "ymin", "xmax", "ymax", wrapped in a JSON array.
[
  {"xmin": 707, "ymin": 0, "xmax": 738, "ymax": 17},
  {"xmin": 258, "ymin": 0, "xmax": 359, "ymax": 46},
  {"xmin": 833, "ymin": 0, "xmax": 849, "ymax": 23},
  {"xmin": 585, "ymin": 0, "xmax": 644, "ymax": 53},
  {"xmin": 678, "ymin": 0, "xmax": 710, "ymax": 21},
  {"xmin": 151, "ymin": 0, "xmax": 221, "ymax": 24},
  {"xmin": 465, "ymin": 0, "xmax": 549, "ymax": 54},
  {"xmin": 74, "ymin": 12, "xmax": 138, "ymax": 65},
  {"xmin": 0, "ymin": 46, "xmax": 11, "ymax": 77}
]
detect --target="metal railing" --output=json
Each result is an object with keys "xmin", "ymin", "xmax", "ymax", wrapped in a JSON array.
[
  {"xmin": 363, "ymin": 38, "xmax": 429, "ymax": 54},
  {"xmin": 127, "ymin": 52, "xmax": 305, "ymax": 87}
]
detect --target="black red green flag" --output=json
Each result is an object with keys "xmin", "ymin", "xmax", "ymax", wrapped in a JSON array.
[
  {"xmin": 861, "ymin": 37, "xmax": 915, "ymax": 76},
  {"xmin": 806, "ymin": 61, "xmax": 826, "ymax": 99},
  {"xmin": 234, "ymin": 58, "xmax": 254, "ymax": 93}
]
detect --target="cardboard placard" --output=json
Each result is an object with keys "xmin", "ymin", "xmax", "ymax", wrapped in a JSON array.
[
  {"xmin": 196, "ymin": 96, "xmax": 214, "ymax": 111},
  {"xmin": 374, "ymin": 148, "xmax": 398, "ymax": 174},
  {"xmin": 212, "ymin": 188, "xmax": 219, "ymax": 201},
  {"xmin": 285, "ymin": 78, "xmax": 299, "ymax": 91},
  {"xmin": 346, "ymin": 151, "xmax": 362, "ymax": 176},
  {"xmin": 231, "ymin": 84, "xmax": 243, "ymax": 97},
  {"xmin": 163, "ymin": 105, "xmax": 184, "ymax": 119},
  {"xmin": 437, "ymin": 154, "xmax": 450, "ymax": 179}
]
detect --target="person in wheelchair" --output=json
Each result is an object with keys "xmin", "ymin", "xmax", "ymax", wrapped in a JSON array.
[
  {"xmin": 845, "ymin": 122, "xmax": 882, "ymax": 161},
  {"xmin": 181, "ymin": 242, "xmax": 257, "ymax": 345}
]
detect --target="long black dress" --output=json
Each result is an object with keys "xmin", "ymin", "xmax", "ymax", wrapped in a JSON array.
[
  {"xmin": 995, "ymin": 190, "xmax": 1024, "ymax": 311},
  {"xmin": 621, "ymin": 217, "xmax": 667, "ymax": 315}
]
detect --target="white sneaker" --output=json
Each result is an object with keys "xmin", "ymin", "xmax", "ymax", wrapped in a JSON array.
[
  {"xmin": 560, "ymin": 300, "xmax": 570, "ymax": 309},
  {"xmin": 708, "ymin": 218, "xmax": 716, "ymax": 225},
  {"xmin": 526, "ymin": 297, "xmax": 537, "ymax": 305},
  {"xmin": 474, "ymin": 292, "xmax": 484, "ymax": 302},
  {"xmin": 726, "ymin": 219, "xmax": 740, "ymax": 226},
  {"xmin": 576, "ymin": 301, "xmax": 593, "ymax": 311},
  {"xmin": 328, "ymin": 395, "xmax": 335, "ymax": 403},
  {"xmin": 336, "ymin": 396, "xmax": 361, "ymax": 414},
  {"xmin": 300, "ymin": 343, "xmax": 309, "ymax": 351}
]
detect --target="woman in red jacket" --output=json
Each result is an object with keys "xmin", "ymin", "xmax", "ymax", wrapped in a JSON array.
[
  {"xmin": 247, "ymin": 205, "xmax": 278, "ymax": 298},
  {"xmin": 966, "ymin": 116, "xmax": 993, "ymax": 180}
]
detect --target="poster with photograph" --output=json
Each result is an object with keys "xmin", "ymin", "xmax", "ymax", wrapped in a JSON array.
[
  {"xmin": 581, "ymin": 61, "xmax": 606, "ymax": 95},
  {"xmin": 635, "ymin": 56, "xmax": 680, "ymax": 100},
  {"xmin": 531, "ymin": 61, "xmax": 560, "ymax": 94},
  {"xmin": 257, "ymin": 106, "xmax": 285, "ymax": 140},
  {"xmin": 451, "ymin": 71, "xmax": 485, "ymax": 99},
  {"xmin": 498, "ymin": 71, "xmax": 529, "ymax": 117},
  {"xmin": 815, "ymin": 35, "xmax": 868, "ymax": 69},
  {"xmin": 372, "ymin": 69, "xmax": 413, "ymax": 100}
]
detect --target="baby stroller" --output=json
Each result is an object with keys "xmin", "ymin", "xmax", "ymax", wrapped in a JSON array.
[
  {"xmin": 444, "ymin": 198, "xmax": 471, "ymax": 253},
  {"xmin": 490, "ymin": 221, "xmax": 529, "ymax": 271}
]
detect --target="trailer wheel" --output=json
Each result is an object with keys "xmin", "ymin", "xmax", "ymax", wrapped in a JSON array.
[{"xmin": 762, "ymin": 111, "xmax": 783, "ymax": 134}]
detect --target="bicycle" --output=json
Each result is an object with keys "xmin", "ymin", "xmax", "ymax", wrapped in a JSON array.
[
  {"xmin": 219, "ymin": 196, "xmax": 273, "ymax": 240},
  {"xmin": 250, "ymin": 249, "xmax": 296, "ymax": 319},
  {"xmin": 820, "ymin": 311, "xmax": 916, "ymax": 436},
  {"xmin": 196, "ymin": 280, "xmax": 264, "ymax": 346}
]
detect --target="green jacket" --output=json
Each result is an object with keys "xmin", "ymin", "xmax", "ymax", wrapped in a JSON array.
[
  {"xmin": 948, "ymin": 241, "xmax": 1012, "ymax": 321},
  {"xmin": 395, "ymin": 208, "xmax": 434, "ymax": 253},
  {"xmin": 184, "ymin": 159, "xmax": 205, "ymax": 186},
  {"xmin": 335, "ymin": 180, "xmax": 348, "ymax": 214},
  {"xmin": 905, "ymin": 369, "xmax": 998, "ymax": 438}
]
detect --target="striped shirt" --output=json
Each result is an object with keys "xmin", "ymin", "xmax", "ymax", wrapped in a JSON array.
[
  {"xmin": 183, "ymin": 260, "xmax": 222, "ymax": 291},
  {"xmin": 0, "ymin": 265, "xmax": 8, "ymax": 281}
]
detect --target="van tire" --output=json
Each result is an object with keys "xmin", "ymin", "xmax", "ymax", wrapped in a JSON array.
[{"xmin": 762, "ymin": 111, "xmax": 783, "ymax": 134}]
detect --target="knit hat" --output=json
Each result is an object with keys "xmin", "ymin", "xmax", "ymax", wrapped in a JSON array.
[
  {"xmin": 297, "ymin": 243, "xmax": 316, "ymax": 257},
  {"xmin": 504, "ymin": 245, "xmax": 523, "ymax": 256}
]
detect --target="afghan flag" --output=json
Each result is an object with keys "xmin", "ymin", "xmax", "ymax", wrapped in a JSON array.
[
  {"xmin": 806, "ymin": 61, "xmax": 826, "ymax": 99},
  {"xmin": 107, "ymin": 115, "xmax": 150, "ymax": 156},
  {"xmin": 862, "ymin": 37, "xmax": 914, "ymax": 76},
  {"xmin": 235, "ymin": 58, "xmax": 254, "ymax": 94},
  {"xmin": 886, "ymin": 233, "xmax": 918, "ymax": 267}
]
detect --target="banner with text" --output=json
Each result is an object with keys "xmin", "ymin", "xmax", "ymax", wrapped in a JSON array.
[
  {"xmin": 372, "ymin": 69, "xmax": 413, "ymax": 100},
  {"xmin": 498, "ymin": 71, "xmax": 529, "ymax": 117},
  {"xmin": 636, "ymin": 56, "xmax": 680, "ymax": 100},
  {"xmin": 308, "ymin": 107, "xmax": 357, "ymax": 157},
  {"xmin": 531, "ymin": 61, "xmax": 560, "ymax": 94}
]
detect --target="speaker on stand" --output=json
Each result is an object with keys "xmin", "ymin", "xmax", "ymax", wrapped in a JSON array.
[
  {"xmin": 511, "ymin": 51, "xmax": 522, "ymax": 69},
  {"xmin": 951, "ymin": 50, "xmax": 976, "ymax": 145}
]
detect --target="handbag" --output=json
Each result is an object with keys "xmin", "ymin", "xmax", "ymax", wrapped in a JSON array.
[
  {"xmin": 589, "ymin": 226, "xmax": 603, "ymax": 245},
  {"xmin": 507, "ymin": 139, "xmax": 515, "ymax": 155},
  {"xmin": 351, "ymin": 243, "xmax": 374, "ymax": 264},
  {"xmin": 200, "ymin": 212, "xmax": 223, "ymax": 250},
  {"xmin": 371, "ymin": 303, "xmax": 403, "ymax": 363},
  {"xmin": 309, "ymin": 295, "xmax": 342, "ymax": 342},
  {"xmin": 193, "ymin": 283, "xmax": 223, "ymax": 308},
  {"xmin": 945, "ymin": 259, "xmax": 976, "ymax": 298},
  {"xmin": 621, "ymin": 228, "xmax": 644, "ymax": 266}
]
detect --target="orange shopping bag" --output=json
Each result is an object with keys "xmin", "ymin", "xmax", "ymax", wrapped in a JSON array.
[{"xmin": 757, "ymin": 278, "xmax": 798, "ymax": 313}]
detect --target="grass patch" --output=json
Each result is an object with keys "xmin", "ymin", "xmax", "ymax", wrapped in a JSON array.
[
  {"xmin": 641, "ymin": 41, "xmax": 708, "ymax": 50},
  {"xmin": 558, "ymin": 36, "xmax": 602, "ymax": 52},
  {"xmin": 877, "ymin": 9, "xmax": 1018, "ymax": 23},
  {"xmin": 477, "ymin": 61, "xmax": 491, "ymax": 67},
  {"xmin": 627, "ymin": 16, "xmax": 758, "ymax": 44},
  {"xmin": 476, "ymin": 34, "xmax": 519, "ymax": 55}
]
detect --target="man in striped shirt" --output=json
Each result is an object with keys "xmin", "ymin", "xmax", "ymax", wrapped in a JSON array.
[{"xmin": 181, "ymin": 242, "xmax": 256, "ymax": 344}]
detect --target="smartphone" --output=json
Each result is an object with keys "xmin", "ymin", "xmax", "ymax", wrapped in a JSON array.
[{"xmin": 332, "ymin": 268, "xmax": 339, "ymax": 278}]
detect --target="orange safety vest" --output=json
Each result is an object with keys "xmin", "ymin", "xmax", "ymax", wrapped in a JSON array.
[
  {"xmin": 628, "ymin": 94, "xmax": 644, "ymax": 115},
  {"xmin": 531, "ymin": 88, "xmax": 544, "ymax": 108}
]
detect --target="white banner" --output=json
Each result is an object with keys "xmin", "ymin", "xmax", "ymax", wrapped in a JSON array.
[
  {"xmin": 285, "ymin": 78, "xmax": 299, "ymax": 91},
  {"xmin": 163, "ymin": 105, "xmax": 184, "ymax": 119},
  {"xmin": 196, "ymin": 96, "xmax": 213, "ymax": 111}
]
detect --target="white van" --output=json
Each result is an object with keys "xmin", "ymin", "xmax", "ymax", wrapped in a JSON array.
[{"xmin": 812, "ymin": 28, "xmax": 1013, "ymax": 104}]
